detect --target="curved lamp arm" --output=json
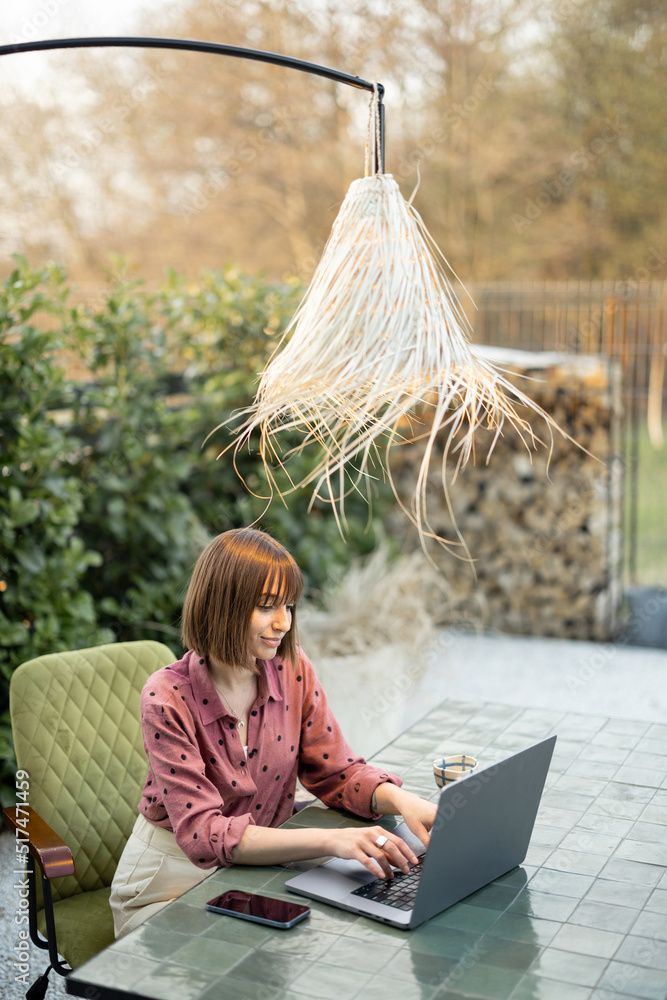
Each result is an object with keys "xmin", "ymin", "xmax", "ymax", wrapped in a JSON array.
[{"xmin": 0, "ymin": 35, "xmax": 385, "ymax": 171}]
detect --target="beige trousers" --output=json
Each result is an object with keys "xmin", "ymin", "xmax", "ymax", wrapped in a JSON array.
[{"xmin": 110, "ymin": 815, "xmax": 217, "ymax": 938}]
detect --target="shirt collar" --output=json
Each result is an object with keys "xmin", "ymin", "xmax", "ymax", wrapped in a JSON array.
[
  {"xmin": 187, "ymin": 650, "xmax": 283, "ymax": 726},
  {"xmin": 258, "ymin": 658, "xmax": 284, "ymax": 707}
]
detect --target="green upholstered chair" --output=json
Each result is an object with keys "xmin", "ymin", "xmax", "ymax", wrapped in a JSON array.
[{"xmin": 2, "ymin": 639, "xmax": 176, "ymax": 992}]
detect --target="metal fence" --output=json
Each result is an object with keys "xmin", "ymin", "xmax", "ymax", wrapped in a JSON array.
[{"xmin": 467, "ymin": 280, "xmax": 667, "ymax": 586}]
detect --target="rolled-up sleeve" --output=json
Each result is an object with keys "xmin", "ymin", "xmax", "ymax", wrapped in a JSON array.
[
  {"xmin": 140, "ymin": 694, "xmax": 254, "ymax": 868},
  {"xmin": 295, "ymin": 651, "xmax": 402, "ymax": 817}
]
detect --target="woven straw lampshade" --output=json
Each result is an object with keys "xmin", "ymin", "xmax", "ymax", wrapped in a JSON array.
[{"xmin": 226, "ymin": 89, "xmax": 563, "ymax": 551}]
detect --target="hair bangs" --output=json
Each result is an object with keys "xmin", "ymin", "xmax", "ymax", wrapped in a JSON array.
[{"xmin": 260, "ymin": 558, "xmax": 303, "ymax": 608}]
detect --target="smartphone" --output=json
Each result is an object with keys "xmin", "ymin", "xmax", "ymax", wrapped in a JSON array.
[{"xmin": 206, "ymin": 889, "xmax": 311, "ymax": 929}]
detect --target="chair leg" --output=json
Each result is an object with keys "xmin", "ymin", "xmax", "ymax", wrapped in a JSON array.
[
  {"xmin": 25, "ymin": 963, "xmax": 52, "ymax": 1000},
  {"xmin": 26, "ymin": 856, "xmax": 48, "ymax": 955},
  {"xmin": 26, "ymin": 856, "xmax": 72, "ymax": 978}
]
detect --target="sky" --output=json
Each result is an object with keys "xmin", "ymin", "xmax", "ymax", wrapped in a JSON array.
[
  {"xmin": 0, "ymin": 0, "xmax": 175, "ymax": 42},
  {"xmin": 0, "ymin": 0, "xmax": 183, "ymax": 92}
]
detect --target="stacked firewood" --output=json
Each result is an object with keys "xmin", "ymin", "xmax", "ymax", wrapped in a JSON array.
[{"xmin": 387, "ymin": 347, "xmax": 623, "ymax": 641}]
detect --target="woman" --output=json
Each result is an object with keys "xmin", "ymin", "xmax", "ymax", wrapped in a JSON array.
[{"xmin": 110, "ymin": 527, "xmax": 436, "ymax": 937}]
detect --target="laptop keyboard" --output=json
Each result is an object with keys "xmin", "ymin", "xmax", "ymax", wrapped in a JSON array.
[{"xmin": 350, "ymin": 858, "xmax": 424, "ymax": 911}]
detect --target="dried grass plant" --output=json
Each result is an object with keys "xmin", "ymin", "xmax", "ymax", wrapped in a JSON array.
[
  {"xmin": 297, "ymin": 545, "xmax": 451, "ymax": 662},
  {"xmin": 223, "ymin": 89, "xmax": 573, "ymax": 554}
]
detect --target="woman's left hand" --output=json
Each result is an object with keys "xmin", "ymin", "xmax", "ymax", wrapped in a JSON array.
[
  {"xmin": 373, "ymin": 785, "xmax": 437, "ymax": 848},
  {"xmin": 396, "ymin": 791, "xmax": 437, "ymax": 848}
]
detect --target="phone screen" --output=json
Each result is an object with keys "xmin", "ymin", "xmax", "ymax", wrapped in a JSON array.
[{"xmin": 206, "ymin": 890, "xmax": 310, "ymax": 929}]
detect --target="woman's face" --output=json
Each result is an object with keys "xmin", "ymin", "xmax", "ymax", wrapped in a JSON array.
[{"xmin": 246, "ymin": 588, "xmax": 293, "ymax": 662}]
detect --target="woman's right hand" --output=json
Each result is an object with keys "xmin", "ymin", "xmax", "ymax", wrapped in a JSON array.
[{"xmin": 322, "ymin": 825, "xmax": 419, "ymax": 879}]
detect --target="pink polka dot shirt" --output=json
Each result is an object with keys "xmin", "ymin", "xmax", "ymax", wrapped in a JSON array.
[{"xmin": 139, "ymin": 648, "xmax": 402, "ymax": 868}]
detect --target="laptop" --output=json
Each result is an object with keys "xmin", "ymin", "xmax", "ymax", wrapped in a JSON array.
[{"xmin": 285, "ymin": 735, "xmax": 556, "ymax": 929}]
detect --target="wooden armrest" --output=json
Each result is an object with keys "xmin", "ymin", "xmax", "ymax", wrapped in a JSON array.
[{"xmin": 3, "ymin": 806, "xmax": 75, "ymax": 879}]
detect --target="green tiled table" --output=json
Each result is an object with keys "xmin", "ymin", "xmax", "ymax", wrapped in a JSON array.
[{"xmin": 65, "ymin": 700, "xmax": 667, "ymax": 1000}]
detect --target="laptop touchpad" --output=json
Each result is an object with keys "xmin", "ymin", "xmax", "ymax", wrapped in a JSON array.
[{"xmin": 323, "ymin": 858, "xmax": 377, "ymax": 883}]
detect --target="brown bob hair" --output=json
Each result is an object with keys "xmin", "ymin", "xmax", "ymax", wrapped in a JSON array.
[{"xmin": 181, "ymin": 528, "xmax": 303, "ymax": 670}]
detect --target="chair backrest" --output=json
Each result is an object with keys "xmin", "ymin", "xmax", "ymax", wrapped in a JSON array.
[{"xmin": 10, "ymin": 640, "xmax": 176, "ymax": 903}]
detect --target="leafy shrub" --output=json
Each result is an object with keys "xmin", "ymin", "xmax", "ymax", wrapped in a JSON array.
[
  {"xmin": 0, "ymin": 259, "xmax": 113, "ymax": 800},
  {"xmin": 0, "ymin": 258, "xmax": 395, "ymax": 799},
  {"xmin": 65, "ymin": 270, "xmax": 208, "ymax": 644}
]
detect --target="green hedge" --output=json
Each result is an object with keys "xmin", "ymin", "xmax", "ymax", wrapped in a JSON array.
[{"xmin": 0, "ymin": 258, "xmax": 393, "ymax": 801}]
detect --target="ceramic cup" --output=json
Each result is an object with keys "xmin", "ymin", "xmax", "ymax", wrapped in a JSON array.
[{"xmin": 433, "ymin": 754, "xmax": 478, "ymax": 789}]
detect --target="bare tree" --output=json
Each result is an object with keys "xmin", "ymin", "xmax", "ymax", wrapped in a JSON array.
[{"xmin": 0, "ymin": 0, "xmax": 663, "ymax": 285}]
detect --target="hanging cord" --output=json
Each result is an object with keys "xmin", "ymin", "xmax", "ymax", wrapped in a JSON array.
[{"xmin": 364, "ymin": 83, "xmax": 382, "ymax": 177}]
